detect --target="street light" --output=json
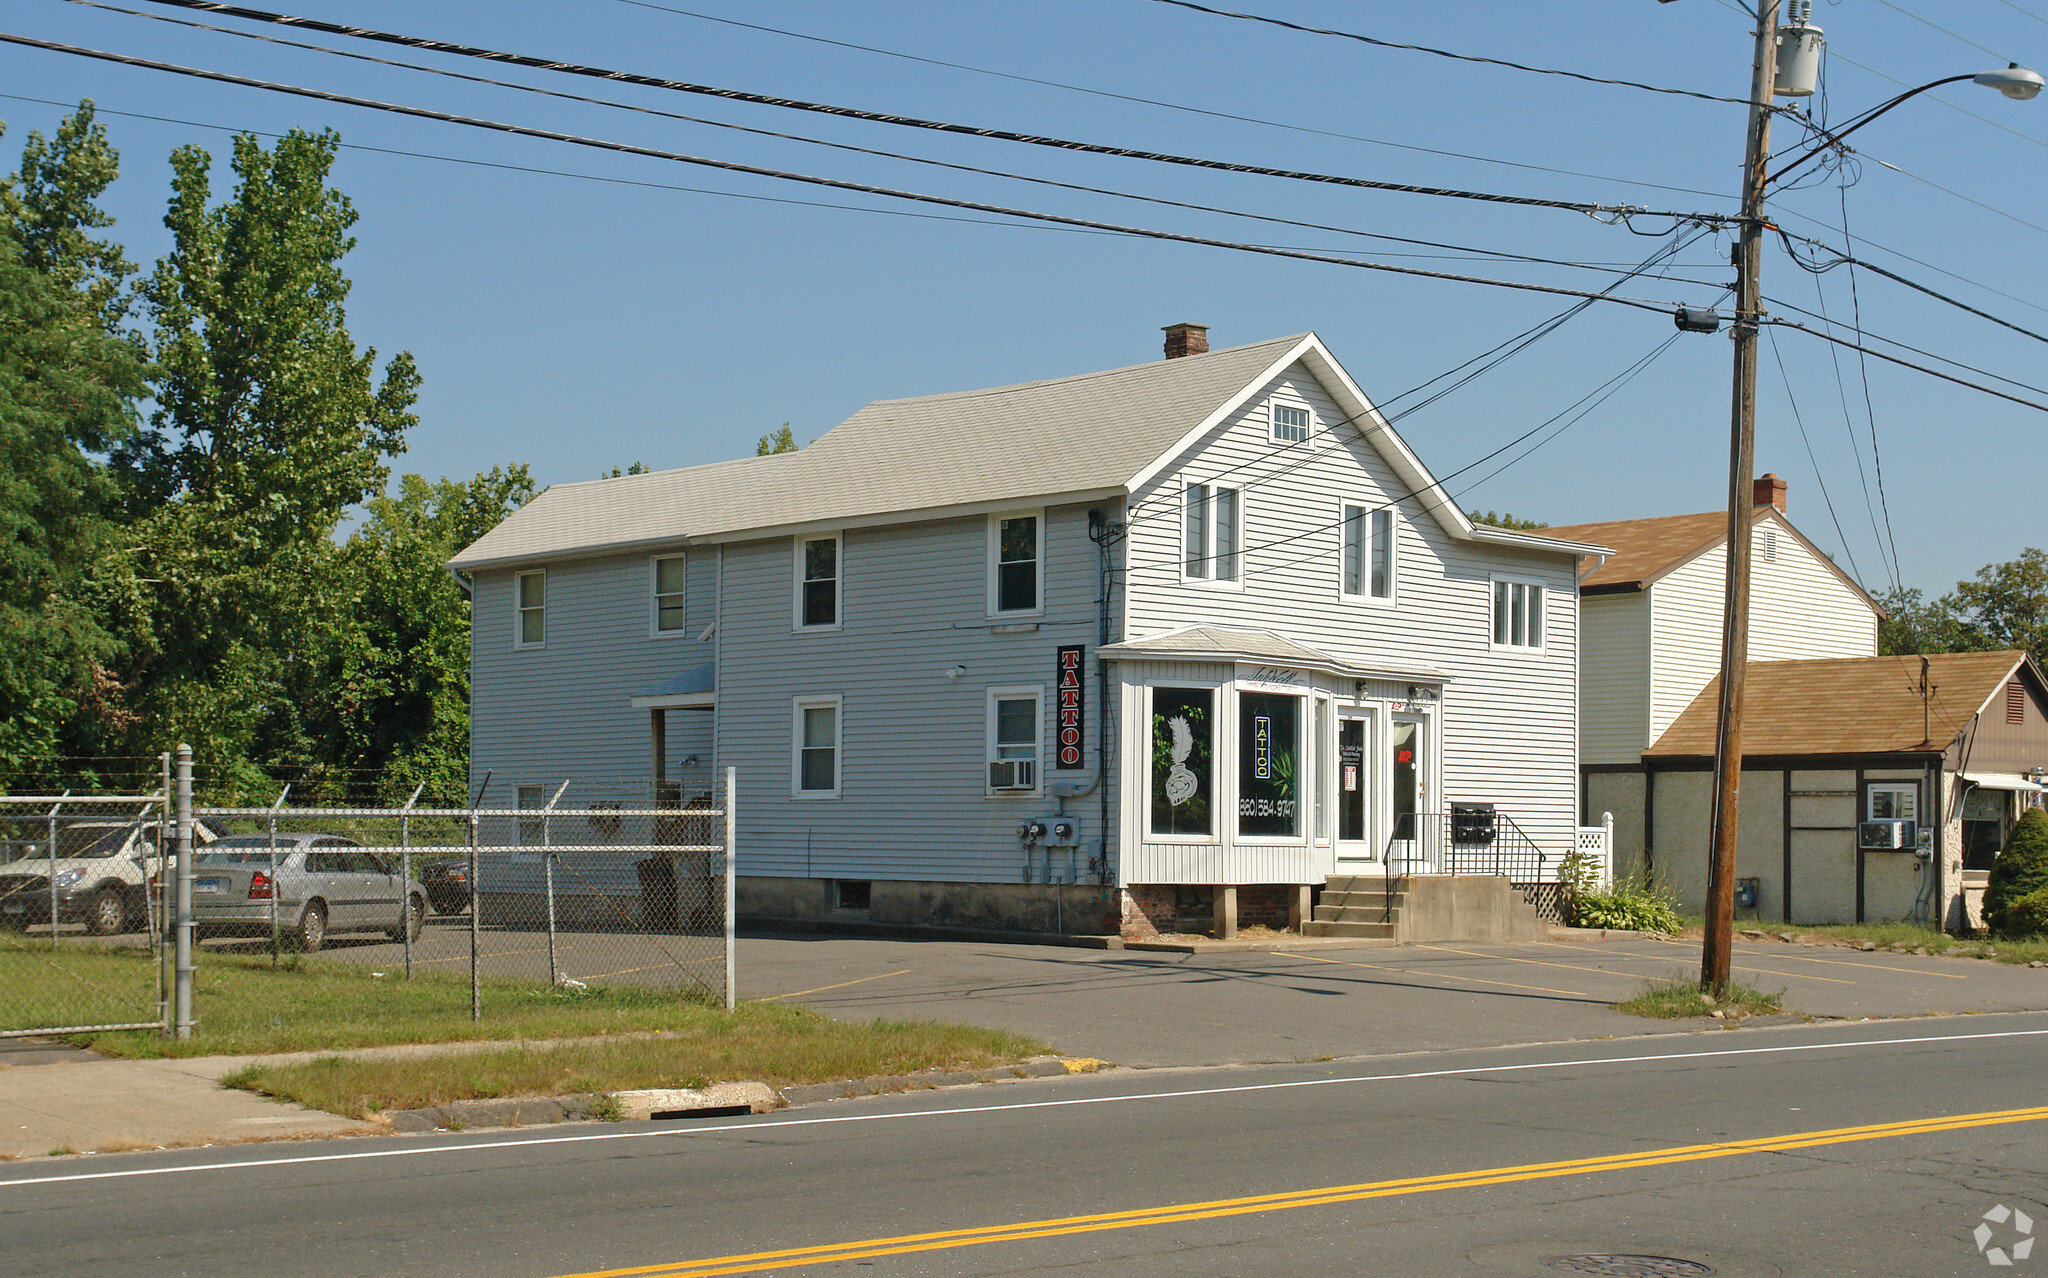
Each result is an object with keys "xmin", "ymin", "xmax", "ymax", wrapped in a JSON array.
[{"xmin": 1694, "ymin": 3, "xmax": 2040, "ymax": 996}]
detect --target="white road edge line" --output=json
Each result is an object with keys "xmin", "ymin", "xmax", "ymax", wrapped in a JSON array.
[{"xmin": 6, "ymin": 1025, "xmax": 2045, "ymax": 1189}]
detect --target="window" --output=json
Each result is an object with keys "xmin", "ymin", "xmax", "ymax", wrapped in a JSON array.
[
  {"xmin": 652, "ymin": 554, "xmax": 687, "ymax": 635},
  {"xmin": 795, "ymin": 534, "xmax": 839, "ymax": 629},
  {"xmin": 792, "ymin": 697, "xmax": 841, "ymax": 797},
  {"xmin": 986, "ymin": 686, "xmax": 1043, "ymax": 793},
  {"xmin": 990, "ymin": 514, "xmax": 1040, "ymax": 614},
  {"xmin": 1183, "ymin": 484, "xmax": 1242, "ymax": 582},
  {"xmin": 1149, "ymin": 686, "xmax": 1214, "ymax": 837},
  {"xmin": 835, "ymin": 880, "xmax": 871, "ymax": 910},
  {"xmin": 1238, "ymin": 691, "xmax": 1302, "ymax": 838},
  {"xmin": 1867, "ymin": 782, "xmax": 1919, "ymax": 824},
  {"xmin": 1271, "ymin": 402, "xmax": 1310, "ymax": 444},
  {"xmin": 517, "ymin": 784, "xmax": 543, "ymax": 846},
  {"xmin": 514, "ymin": 570, "xmax": 546, "ymax": 647},
  {"xmin": 1342, "ymin": 505, "xmax": 1394, "ymax": 600},
  {"xmin": 1763, "ymin": 529, "xmax": 1779, "ymax": 562},
  {"xmin": 1491, "ymin": 578, "xmax": 1544, "ymax": 650}
]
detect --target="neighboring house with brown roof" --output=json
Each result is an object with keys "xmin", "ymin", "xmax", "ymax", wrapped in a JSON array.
[
  {"xmin": 450, "ymin": 325, "xmax": 1611, "ymax": 941},
  {"xmin": 1632, "ymin": 651, "xmax": 2048, "ymax": 928}
]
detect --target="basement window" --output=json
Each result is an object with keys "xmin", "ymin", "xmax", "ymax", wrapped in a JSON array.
[{"xmin": 835, "ymin": 880, "xmax": 871, "ymax": 911}]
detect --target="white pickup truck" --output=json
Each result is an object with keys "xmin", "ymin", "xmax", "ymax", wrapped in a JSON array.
[{"xmin": 0, "ymin": 819, "xmax": 217, "ymax": 936}]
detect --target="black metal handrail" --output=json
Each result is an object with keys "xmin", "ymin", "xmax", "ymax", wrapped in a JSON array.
[{"xmin": 1382, "ymin": 807, "xmax": 1551, "ymax": 919}]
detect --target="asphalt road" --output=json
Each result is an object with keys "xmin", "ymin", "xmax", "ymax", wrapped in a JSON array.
[{"xmin": 8, "ymin": 1014, "xmax": 2048, "ymax": 1278}]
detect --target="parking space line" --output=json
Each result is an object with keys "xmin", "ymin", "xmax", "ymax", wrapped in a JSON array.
[
  {"xmin": 1733, "ymin": 947, "xmax": 1968, "ymax": 979},
  {"xmin": 1529, "ymin": 939, "xmax": 1855, "ymax": 985},
  {"xmin": 1277, "ymin": 951, "xmax": 1589, "ymax": 998},
  {"xmin": 1415, "ymin": 944, "xmax": 1644, "ymax": 981},
  {"xmin": 759, "ymin": 969, "xmax": 913, "ymax": 1002}
]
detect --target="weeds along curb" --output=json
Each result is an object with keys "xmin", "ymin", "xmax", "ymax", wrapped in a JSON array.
[{"xmin": 383, "ymin": 1056, "xmax": 1107, "ymax": 1133}]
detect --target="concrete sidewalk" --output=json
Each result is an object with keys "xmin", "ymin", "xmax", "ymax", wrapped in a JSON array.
[{"xmin": 7, "ymin": 930, "xmax": 2047, "ymax": 1162}]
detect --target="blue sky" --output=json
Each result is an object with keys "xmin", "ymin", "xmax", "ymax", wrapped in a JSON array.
[{"xmin": 4, "ymin": 0, "xmax": 2044, "ymax": 596}]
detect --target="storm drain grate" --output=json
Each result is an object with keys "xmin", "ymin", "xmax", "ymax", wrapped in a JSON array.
[{"xmin": 1541, "ymin": 1256, "xmax": 1714, "ymax": 1277}]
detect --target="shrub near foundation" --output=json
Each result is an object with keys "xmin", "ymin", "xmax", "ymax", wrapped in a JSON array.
[{"xmin": 1984, "ymin": 809, "xmax": 2048, "ymax": 936}]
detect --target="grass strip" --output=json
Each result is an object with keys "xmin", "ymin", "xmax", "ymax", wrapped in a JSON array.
[
  {"xmin": 223, "ymin": 1010, "xmax": 1050, "ymax": 1119},
  {"xmin": 1613, "ymin": 973, "xmax": 1784, "ymax": 1020}
]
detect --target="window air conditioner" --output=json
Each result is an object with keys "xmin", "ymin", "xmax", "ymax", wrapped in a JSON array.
[
  {"xmin": 1858, "ymin": 820, "xmax": 1915, "ymax": 850},
  {"xmin": 989, "ymin": 760, "xmax": 1036, "ymax": 791}
]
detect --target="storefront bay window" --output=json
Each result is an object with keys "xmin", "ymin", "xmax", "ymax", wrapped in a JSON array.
[
  {"xmin": 1237, "ymin": 691, "xmax": 1301, "ymax": 837},
  {"xmin": 1150, "ymin": 687, "xmax": 1214, "ymax": 836}
]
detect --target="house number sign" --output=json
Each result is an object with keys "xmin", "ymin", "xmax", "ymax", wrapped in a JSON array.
[{"xmin": 1056, "ymin": 645, "xmax": 1085, "ymax": 769}]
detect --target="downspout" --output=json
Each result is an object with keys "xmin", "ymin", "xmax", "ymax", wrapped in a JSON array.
[{"xmin": 1089, "ymin": 507, "xmax": 1128, "ymax": 893}]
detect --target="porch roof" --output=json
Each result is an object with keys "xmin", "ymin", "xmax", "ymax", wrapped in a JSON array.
[
  {"xmin": 630, "ymin": 663, "xmax": 716, "ymax": 709},
  {"xmin": 1099, "ymin": 625, "xmax": 1450, "ymax": 683}
]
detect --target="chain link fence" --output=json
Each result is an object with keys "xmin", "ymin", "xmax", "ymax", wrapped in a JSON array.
[
  {"xmin": 0, "ymin": 762, "xmax": 736, "ymax": 1040},
  {"xmin": 0, "ymin": 792, "xmax": 174, "ymax": 1038}
]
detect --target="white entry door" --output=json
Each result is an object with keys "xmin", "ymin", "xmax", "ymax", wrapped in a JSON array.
[{"xmin": 1335, "ymin": 713, "xmax": 1374, "ymax": 863}]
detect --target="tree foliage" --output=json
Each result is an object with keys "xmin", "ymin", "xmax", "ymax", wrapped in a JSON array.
[
  {"xmin": 1985, "ymin": 809, "xmax": 2048, "ymax": 936},
  {"xmin": 1878, "ymin": 551, "xmax": 2048, "ymax": 671},
  {"xmin": 757, "ymin": 424, "xmax": 797, "ymax": 455},
  {"xmin": 1468, "ymin": 509, "xmax": 1545, "ymax": 531}
]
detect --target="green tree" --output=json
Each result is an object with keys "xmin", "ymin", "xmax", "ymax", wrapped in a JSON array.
[
  {"xmin": 602, "ymin": 461, "xmax": 649, "ymax": 478},
  {"xmin": 0, "ymin": 107, "xmax": 149, "ymax": 772},
  {"xmin": 1876, "ymin": 586, "xmax": 1977, "ymax": 658},
  {"xmin": 1949, "ymin": 550, "xmax": 2048, "ymax": 668},
  {"xmin": 1984, "ymin": 808, "xmax": 2048, "ymax": 935},
  {"xmin": 756, "ymin": 424, "xmax": 797, "ymax": 455},
  {"xmin": 1468, "ymin": 509, "xmax": 1545, "ymax": 531},
  {"xmin": 113, "ymin": 128, "xmax": 418, "ymax": 767},
  {"xmin": 313, "ymin": 467, "xmax": 535, "ymax": 803}
]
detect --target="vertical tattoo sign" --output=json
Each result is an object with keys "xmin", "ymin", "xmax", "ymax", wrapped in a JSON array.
[{"xmin": 1056, "ymin": 645, "xmax": 1086, "ymax": 769}]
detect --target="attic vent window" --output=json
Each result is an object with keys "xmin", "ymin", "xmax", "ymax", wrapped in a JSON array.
[
  {"xmin": 1763, "ymin": 529, "xmax": 1778, "ymax": 562},
  {"xmin": 1271, "ymin": 403, "xmax": 1310, "ymax": 444},
  {"xmin": 2011, "ymin": 681, "xmax": 2027, "ymax": 726}
]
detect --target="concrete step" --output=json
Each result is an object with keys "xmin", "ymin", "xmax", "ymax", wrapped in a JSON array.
[
  {"xmin": 1319, "ymin": 890, "xmax": 1398, "ymax": 909},
  {"xmin": 1321, "ymin": 876, "xmax": 1387, "ymax": 893},
  {"xmin": 1312, "ymin": 904, "xmax": 1400, "ymax": 923},
  {"xmin": 1301, "ymin": 919, "xmax": 1397, "ymax": 939}
]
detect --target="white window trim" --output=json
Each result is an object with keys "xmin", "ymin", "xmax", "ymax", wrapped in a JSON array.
[
  {"xmin": 986, "ymin": 510, "xmax": 1045, "ymax": 617},
  {"xmin": 1269, "ymin": 399, "xmax": 1312, "ymax": 445},
  {"xmin": 1179, "ymin": 482, "xmax": 1246, "ymax": 590},
  {"xmin": 1487, "ymin": 574, "xmax": 1548, "ymax": 654},
  {"xmin": 1337, "ymin": 501, "xmax": 1397, "ymax": 605},
  {"xmin": 791, "ymin": 695, "xmax": 843, "ymax": 799},
  {"xmin": 984, "ymin": 684, "xmax": 1045, "ymax": 798},
  {"xmin": 1233, "ymin": 683, "xmax": 1310, "ymax": 846},
  {"xmin": 650, "ymin": 553, "xmax": 688, "ymax": 639},
  {"xmin": 792, "ymin": 532, "xmax": 843, "ymax": 633},
  {"xmin": 1867, "ymin": 781, "xmax": 1920, "ymax": 823},
  {"xmin": 1144, "ymin": 677, "xmax": 1225, "ymax": 845},
  {"xmin": 513, "ymin": 569, "xmax": 546, "ymax": 650}
]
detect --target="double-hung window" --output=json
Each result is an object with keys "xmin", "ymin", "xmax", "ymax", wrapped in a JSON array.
[
  {"xmin": 793, "ymin": 697, "xmax": 841, "ymax": 797},
  {"xmin": 652, "ymin": 554, "xmax": 687, "ymax": 635},
  {"xmin": 1341, "ymin": 505, "xmax": 1394, "ymax": 600},
  {"xmin": 1867, "ymin": 782, "xmax": 1919, "ymax": 825},
  {"xmin": 514, "ymin": 570, "xmax": 546, "ymax": 647},
  {"xmin": 1491, "ymin": 578, "xmax": 1545, "ymax": 650},
  {"xmin": 1271, "ymin": 403, "xmax": 1310, "ymax": 443},
  {"xmin": 1184, "ymin": 483, "xmax": 1242, "ymax": 582},
  {"xmin": 517, "ymin": 783, "xmax": 544, "ymax": 846},
  {"xmin": 990, "ymin": 513, "xmax": 1041, "ymax": 614},
  {"xmin": 795, "ymin": 534, "xmax": 840, "ymax": 629},
  {"xmin": 986, "ymin": 687, "xmax": 1042, "ymax": 794}
]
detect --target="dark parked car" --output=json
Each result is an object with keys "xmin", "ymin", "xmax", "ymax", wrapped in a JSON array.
[{"xmin": 419, "ymin": 857, "xmax": 472, "ymax": 916}]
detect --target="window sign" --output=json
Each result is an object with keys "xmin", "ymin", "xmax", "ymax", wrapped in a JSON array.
[
  {"xmin": 1150, "ymin": 687, "xmax": 1213, "ymax": 836},
  {"xmin": 1238, "ymin": 691, "xmax": 1301, "ymax": 837},
  {"xmin": 1055, "ymin": 645, "xmax": 1086, "ymax": 769}
]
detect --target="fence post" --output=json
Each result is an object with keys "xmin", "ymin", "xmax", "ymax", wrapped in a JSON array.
[
  {"xmin": 543, "ymin": 780, "xmax": 569, "ymax": 986},
  {"xmin": 469, "ymin": 801, "xmax": 481, "ymax": 1024},
  {"xmin": 158, "ymin": 753, "xmax": 171, "ymax": 1034},
  {"xmin": 174, "ymin": 744, "xmax": 193, "ymax": 1041},
  {"xmin": 724, "ymin": 766, "xmax": 736, "ymax": 1013},
  {"xmin": 400, "ymin": 782, "xmax": 424, "ymax": 980},
  {"xmin": 266, "ymin": 785, "xmax": 290, "ymax": 970},
  {"xmin": 1602, "ymin": 810, "xmax": 1616, "ymax": 887},
  {"xmin": 46, "ymin": 792, "xmax": 68, "ymax": 954}
]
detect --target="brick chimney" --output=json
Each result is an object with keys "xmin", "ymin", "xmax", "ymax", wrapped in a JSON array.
[
  {"xmin": 1753, "ymin": 472, "xmax": 1787, "ymax": 513},
  {"xmin": 1162, "ymin": 322, "xmax": 1209, "ymax": 359}
]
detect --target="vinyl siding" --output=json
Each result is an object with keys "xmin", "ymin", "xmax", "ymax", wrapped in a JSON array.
[
  {"xmin": 1648, "ymin": 518, "xmax": 1878, "ymax": 747},
  {"xmin": 469, "ymin": 551, "xmax": 717, "ymax": 805},
  {"xmin": 1581, "ymin": 593, "xmax": 1652, "ymax": 764},
  {"xmin": 1120, "ymin": 360, "xmax": 1584, "ymax": 873},
  {"xmin": 714, "ymin": 504, "xmax": 1105, "ymax": 884}
]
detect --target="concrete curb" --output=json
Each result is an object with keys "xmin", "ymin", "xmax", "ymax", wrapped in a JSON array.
[{"xmin": 382, "ymin": 1056, "xmax": 1107, "ymax": 1133}]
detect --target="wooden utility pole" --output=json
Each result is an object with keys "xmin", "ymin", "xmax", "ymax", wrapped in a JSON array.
[{"xmin": 1703, "ymin": 0, "xmax": 1782, "ymax": 995}]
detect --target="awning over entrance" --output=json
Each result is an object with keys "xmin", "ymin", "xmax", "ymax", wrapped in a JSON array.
[
  {"xmin": 631, "ymin": 663, "xmax": 716, "ymax": 710},
  {"xmin": 1099, "ymin": 624, "xmax": 1449, "ymax": 686}
]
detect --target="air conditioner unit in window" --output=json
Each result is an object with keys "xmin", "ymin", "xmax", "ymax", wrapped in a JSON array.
[
  {"xmin": 1859, "ymin": 820, "xmax": 1915, "ymax": 850},
  {"xmin": 989, "ymin": 760, "xmax": 1036, "ymax": 791}
]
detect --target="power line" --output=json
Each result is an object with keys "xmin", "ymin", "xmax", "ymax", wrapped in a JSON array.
[
  {"xmin": 1139, "ymin": 0, "xmax": 1749, "ymax": 105},
  {"xmin": 117, "ymin": 0, "xmax": 1726, "ymax": 224},
  {"xmin": 1768, "ymin": 201, "xmax": 2048, "ymax": 319},
  {"xmin": 1764, "ymin": 292, "xmax": 2048, "ymax": 397},
  {"xmin": 608, "ymin": 0, "xmax": 1735, "ymax": 203},
  {"xmin": 0, "ymin": 30, "xmax": 1717, "ymax": 317},
  {"xmin": 1765, "ymin": 317, "xmax": 2048, "ymax": 413},
  {"xmin": 1774, "ymin": 226, "xmax": 2048, "ymax": 345},
  {"xmin": 1837, "ymin": 187, "xmax": 1906, "ymax": 594},
  {"xmin": 1989, "ymin": 0, "xmax": 2048, "ymax": 30},
  {"xmin": 1869, "ymin": 0, "xmax": 2012, "ymax": 62},
  {"xmin": 1763, "ymin": 324, "xmax": 1871, "ymax": 590},
  {"xmin": 1825, "ymin": 47, "xmax": 2048, "ymax": 155},
  {"xmin": 62, "ymin": 0, "xmax": 1730, "ymax": 285}
]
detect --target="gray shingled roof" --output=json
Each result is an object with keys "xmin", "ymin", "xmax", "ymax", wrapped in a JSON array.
[{"xmin": 450, "ymin": 335, "xmax": 1307, "ymax": 570}]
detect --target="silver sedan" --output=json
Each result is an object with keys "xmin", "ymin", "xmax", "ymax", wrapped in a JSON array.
[{"xmin": 190, "ymin": 834, "xmax": 426, "ymax": 951}]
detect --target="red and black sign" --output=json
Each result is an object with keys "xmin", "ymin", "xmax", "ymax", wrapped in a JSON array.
[{"xmin": 1056, "ymin": 645, "xmax": 1086, "ymax": 769}]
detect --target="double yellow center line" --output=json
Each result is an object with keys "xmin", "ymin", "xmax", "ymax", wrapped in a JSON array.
[{"xmin": 551, "ymin": 1104, "xmax": 2048, "ymax": 1278}]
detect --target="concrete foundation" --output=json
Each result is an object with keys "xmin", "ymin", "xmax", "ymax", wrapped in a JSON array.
[
  {"xmin": 738, "ymin": 875, "xmax": 1118, "ymax": 936},
  {"xmin": 1394, "ymin": 875, "xmax": 1547, "ymax": 943}
]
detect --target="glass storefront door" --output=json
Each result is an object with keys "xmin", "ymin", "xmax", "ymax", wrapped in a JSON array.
[{"xmin": 1335, "ymin": 715, "xmax": 1372, "ymax": 861}]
